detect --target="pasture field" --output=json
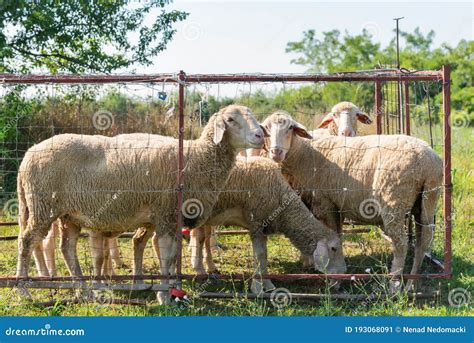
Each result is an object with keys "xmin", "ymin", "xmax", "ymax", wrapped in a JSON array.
[{"xmin": 0, "ymin": 126, "xmax": 472, "ymax": 316}]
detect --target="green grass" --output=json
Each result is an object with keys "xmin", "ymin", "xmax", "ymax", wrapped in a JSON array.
[{"xmin": 0, "ymin": 126, "xmax": 472, "ymax": 316}]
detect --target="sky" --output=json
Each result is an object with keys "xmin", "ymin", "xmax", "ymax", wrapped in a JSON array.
[{"xmin": 135, "ymin": 1, "xmax": 473, "ymax": 75}]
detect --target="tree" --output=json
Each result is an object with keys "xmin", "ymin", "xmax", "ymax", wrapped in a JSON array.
[
  {"xmin": 286, "ymin": 29, "xmax": 380, "ymax": 73},
  {"xmin": 286, "ymin": 27, "xmax": 473, "ymax": 118},
  {"xmin": 0, "ymin": 0, "xmax": 188, "ymax": 73}
]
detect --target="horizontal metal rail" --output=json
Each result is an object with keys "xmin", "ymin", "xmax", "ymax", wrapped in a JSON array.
[
  {"xmin": 0, "ymin": 70, "xmax": 442, "ymax": 85},
  {"xmin": 0, "ymin": 271, "xmax": 451, "ymax": 285},
  {"xmin": 0, "ymin": 73, "xmax": 178, "ymax": 84},
  {"xmin": 2, "ymin": 280, "xmax": 167, "ymax": 291},
  {"xmin": 198, "ymin": 290, "xmax": 440, "ymax": 301}
]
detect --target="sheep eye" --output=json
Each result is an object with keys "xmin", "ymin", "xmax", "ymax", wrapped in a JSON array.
[
  {"xmin": 331, "ymin": 247, "xmax": 337, "ymax": 252},
  {"xmin": 226, "ymin": 117, "xmax": 234, "ymax": 122}
]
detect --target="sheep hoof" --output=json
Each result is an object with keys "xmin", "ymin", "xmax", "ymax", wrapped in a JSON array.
[
  {"xmin": 156, "ymin": 291, "xmax": 171, "ymax": 305},
  {"xmin": 251, "ymin": 279, "xmax": 275, "ymax": 295}
]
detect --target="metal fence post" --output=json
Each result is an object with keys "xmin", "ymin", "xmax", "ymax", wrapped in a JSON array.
[
  {"xmin": 404, "ymin": 82, "xmax": 411, "ymax": 135},
  {"xmin": 176, "ymin": 70, "xmax": 186, "ymax": 283},
  {"xmin": 375, "ymin": 81, "xmax": 382, "ymax": 134},
  {"xmin": 442, "ymin": 65, "xmax": 452, "ymax": 277}
]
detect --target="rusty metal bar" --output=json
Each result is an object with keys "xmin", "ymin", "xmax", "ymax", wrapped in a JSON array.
[
  {"xmin": 0, "ymin": 70, "xmax": 442, "ymax": 85},
  {"xmin": 404, "ymin": 82, "xmax": 411, "ymax": 135},
  {"xmin": 36, "ymin": 298, "xmax": 148, "ymax": 307},
  {"xmin": 0, "ymin": 280, "xmax": 167, "ymax": 291},
  {"xmin": 397, "ymin": 81, "xmax": 403, "ymax": 134},
  {"xmin": 184, "ymin": 71, "xmax": 442, "ymax": 83},
  {"xmin": 176, "ymin": 70, "xmax": 186, "ymax": 283},
  {"xmin": 0, "ymin": 74, "xmax": 178, "ymax": 84},
  {"xmin": 375, "ymin": 81, "xmax": 382, "ymax": 134},
  {"xmin": 198, "ymin": 290, "xmax": 440, "ymax": 301},
  {"xmin": 0, "ymin": 272, "xmax": 451, "ymax": 284},
  {"xmin": 442, "ymin": 65, "xmax": 452, "ymax": 276}
]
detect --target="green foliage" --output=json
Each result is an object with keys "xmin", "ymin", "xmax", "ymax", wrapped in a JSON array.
[
  {"xmin": 286, "ymin": 27, "xmax": 473, "ymax": 120},
  {"xmin": 0, "ymin": 0, "xmax": 188, "ymax": 73},
  {"xmin": 286, "ymin": 29, "xmax": 381, "ymax": 73}
]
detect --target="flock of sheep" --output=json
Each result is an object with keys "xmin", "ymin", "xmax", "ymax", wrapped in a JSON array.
[{"xmin": 15, "ymin": 102, "xmax": 443, "ymax": 304}]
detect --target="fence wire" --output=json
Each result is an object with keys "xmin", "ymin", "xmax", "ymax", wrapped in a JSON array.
[{"xmin": 0, "ymin": 70, "xmax": 451, "ymax": 303}]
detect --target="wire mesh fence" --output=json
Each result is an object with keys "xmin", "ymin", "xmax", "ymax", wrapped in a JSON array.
[{"xmin": 0, "ymin": 68, "xmax": 452, "ymax": 303}]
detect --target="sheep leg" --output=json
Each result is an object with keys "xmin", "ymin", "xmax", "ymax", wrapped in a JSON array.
[
  {"xmin": 190, "ymin": 227, "xmax": 206, "ymax": 274},
  {"xmin": 59, "ymin": 220, "xmax": 83, "ymax": 278},
  {"xmin": 132, "ymin": 225, "xmax": 155, "ymax": 283},
  {"xmin": 209, "ymin": 226, "xmax": 224, "ymax": 253},
  {"xmin": 16, "ymin": 219, "xmax": 53, "ymax": 298},
  {"xmin": 87, "ymin": 230, "xmax": 104, "ymax": 280},
  {"xmin": 33, "ymin": 245, "xmax": 49, "ymax": 277},
  {"xmin": 156, "ymin": 233, "xmax": 177, "ymax": 305},
  {"xmin": 250, "ymin": 233, "xmax": 275, "ymax": 294},
  {"xmin": 406, "ymin": 205, "xmax": 435, "ymax": 291},
  {"xmin": 152, "ymin": 233, "xmax": 160, "ymax": 261},
  {"xmin": 42, "ymin": 222, "xmax": 59, "ymax": 277},
  {"xmin": 102, "ymin": 237, "xmax": 114, "ymax": 277},
  {"xmin": 32, "ymin": 221, "xmax": 59, "ymax": 277},
  {"xmin": 383, "ymin": 213, "xmax": 408, "ymax": 293},
  {"xmin": 109, "ymin": 237, "xmax": 126, "ymax": 269},
  {"xmin": 17, "ymin": 219, "xmax": 52, "ymax": 278},
  {"xmin": 204, "ymin": 225, "xmax": 218, "ymax": 273}
]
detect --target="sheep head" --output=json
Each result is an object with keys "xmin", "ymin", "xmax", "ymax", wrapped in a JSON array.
[
  {"xmin": 261, "ymin": 111, "xmax": 312, "ymax": 163},
  {"xmin": 313, "ymin": 233, "xmax": 347, "ymax": 274},
  {"xmin": 318, "ymin": 101, "xmax": 372, "ymax": 137},
  {"xmin": 211, "ymin": 105, "xmax": 268, "ymax": 152}
]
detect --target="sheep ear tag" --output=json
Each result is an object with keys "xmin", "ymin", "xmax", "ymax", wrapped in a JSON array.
[{"xmin": 213, "ymin": 116, "xmax": 226, "ymax": 144}]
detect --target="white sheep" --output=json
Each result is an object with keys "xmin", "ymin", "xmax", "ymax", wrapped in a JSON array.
[
  {"xmin": 16, "ymin": 105, "xmax": 266, "ymax": 304},
  {"xmin": 262, "ymin": 111, "xmax": 443, "ymax": 290},
  {"xmin": 109, "ymin": 135, "xmax": 346, "ymax": 293},
  {"xmin": 136, "ymin": 156, "xmax": 347, "ymax": 294},
  {"xmin": 315, "ymin": 101, "xmax": 372, "ymax": 137}
]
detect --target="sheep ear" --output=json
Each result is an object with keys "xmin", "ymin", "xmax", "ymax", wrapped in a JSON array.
[
  {"xmin": 318, "ymin": 113, "xmax": 334, "ymax": 128},
  {"xmin": 313, "ymin": 239, "xmax": 329, "ymax": 272},
  {"xmin": 356, "ymin": 112, "xmax": 372, "ymax": 125},
  {"xmin": 260, "ymin": 124, "xmax": 270, "ymax": 137},
  {"xmin": 292, "ymin": 122, "xmax": 313, "ymax": 139},
  {"xmin": 213, "ymin": 115, "xmax": 226, "ymax": 144}
]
